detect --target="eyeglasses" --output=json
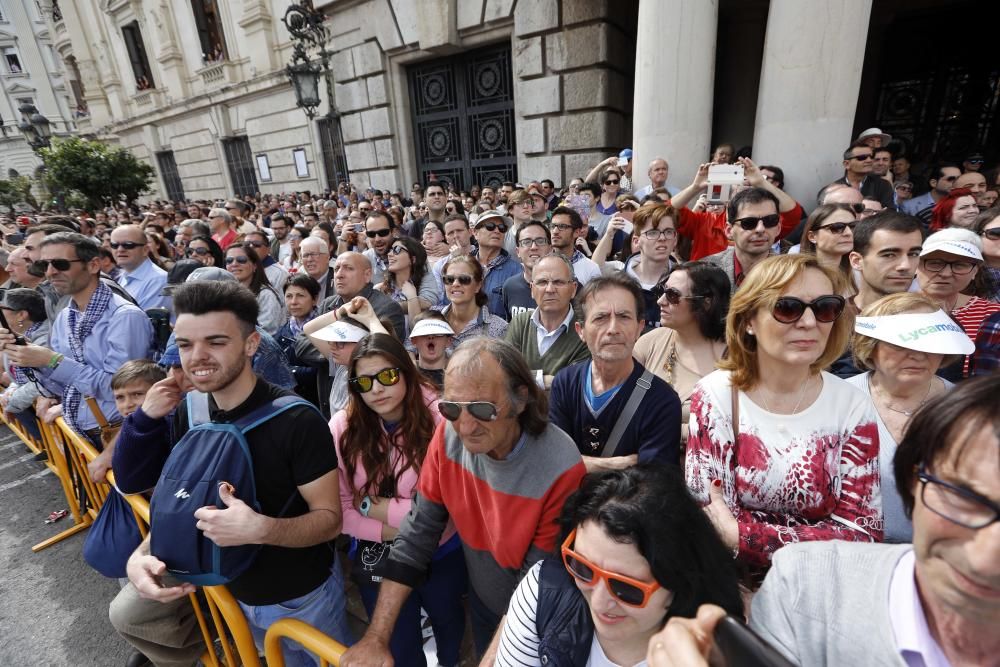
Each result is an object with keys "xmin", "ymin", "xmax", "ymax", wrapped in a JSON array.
[
  {"xmin": 515, "ymin": 201, "xmax": 534, "ymax": 209},
  {"xmin": 920, "ymin": 258, "xmax": 978, "ymax": 275},
  {"xmin": 300, "ymin": 252, "xmax": 325, "ymax": 260},
  {"xmin": 533, "ymin": 278, "xmax": 572, "ymax": 289},
  {"xmin": 849, "ymin": 153, "xmax": 874, "ymax": 161},
  {"xmin": 895, "ymin": 185, "xmax": 913, "ymax": 191},
  {"xmin": 604, "ymin": 179, "xmax": 620, "ymax": 185},
  {"xmin": 187, "ymin": 247, "xmax": 211, "ymax": 256},
  {"xmin": 732, "ymin": 214, "xmax": 781, "ymax": 231},
  {"xmin": 918, "ymin": 466, "xmax": 999, "ymax": 530},
  {"xmin": 660, "ymin": 286, "xmax": 703, "ymax": 305},
  {"xmin": 389, "ymin": 245, "xmax": 409, "ymax": 255},
  {"xmin": 641, "ymin": 228, "xmax": 677, "ymax": 241},
  {"xmin": 518, "ymin": 238, "xmax": 550, "ymax": 248},
  {"xmin": 245, "ymin": 241, "xmax": 266, "ymax": 248},
  {"xmin": 981, "ymin": 228, "xmax": 1000, "ymax": 241},
  {"xmin": 225, "ymin": 255, "xmax": 250, "ymax": 265},
  {"xmin": 349, "ymin": 367, "xmax": 402, "ymax": 393},
  {"xmin": 109, "ymin": 241, "xmax": 143, "ymax": 250},
  {"xmin": 771, "ymin": 295, "xmax": 846, "ymax": 324},
  {"xmin": 366, "ymin": 228, "xmax": 392, "ymax": 238},
  {"xmin": 550, "ymin": 223, "xmax": 576, "ymax": 232},
  {"xmin": 288, "ymin": 234, "xmax": 303, "ymax": 240},
  {"xmin": 476, "ymin": 221, "xmax": 508, "ymax": 233},
  {"xmin": 816, "ymin": 221, "xmax": 856, "ymax": 234},
  {"xmin": 442, "ymin": 274, "xmax": 474, "ymax": 286},
  {"xmin": 967, "ymin": 159, "xmax": 985, "ymax": 165},
  {"xmin": 36, "ymin": 258, "xmax": 87, "ymax": 271},
  {"xmin": 438, "ymin": 400, "xmax": 498, "ymax": 422},
  {"xmin": 561, "ymin": 529, "xmax": 662, "ymax": 608}
]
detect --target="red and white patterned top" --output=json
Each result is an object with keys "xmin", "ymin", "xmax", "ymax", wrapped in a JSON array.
[{"xmin": 686, "ymin": 370, "xmax": 882, "ymax": 570}]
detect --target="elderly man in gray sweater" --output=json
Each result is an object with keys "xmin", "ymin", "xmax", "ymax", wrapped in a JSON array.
[{"xmin": 646, "ymin": 376, "xmax": 1000, "ymax": 667}]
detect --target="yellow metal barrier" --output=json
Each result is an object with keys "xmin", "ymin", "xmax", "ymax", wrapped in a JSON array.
[
  {"xmin": 264, "ymin": 618, "xmax": 347, "ymax": 667},
  {"xmin": 30, "ymin": 418, "xmax": 92, "ymax": 551}
]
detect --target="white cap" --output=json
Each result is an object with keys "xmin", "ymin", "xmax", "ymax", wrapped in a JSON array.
[
  {"xmin": 856, "ymin": 127, "xmax": 892, "ymax": 145},
  {"xmin": 855, "ymin": 310, "xmax": 974, "ymax": 355},
  {"xmin": 311, "ymin": 320, "xmax": 368, "ymax": 343},
  {"xmin": 920, "ymin": 228, "xmax": 983, "ymax": 261},
  {"xmin": 409, "ymin": 319, "xmax": 455, "ymax": 339},
  {"xmin": 475, "ymin": 209, "xmax": 511, "ymax": 228}
]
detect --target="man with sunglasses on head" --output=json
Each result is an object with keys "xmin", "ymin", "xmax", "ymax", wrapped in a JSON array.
[
  {"xmin": 549, "ymin": 273, "xmax": 680, "ymax": 472},
  {"xmin": 471, "ymin": 210, "xmax": 522, "ymax": 319},
  {"xmin": 341, "ymin": 337, "xmax": 586, "ymax": 667},
  {"xmin": 702, "ymin": 187, "xmax": 784, "ymax": 294},
  {"xmin": 0, "ymin": 232, "xmax": 153, "ymax": 449},
  {"xmin": 110, "ymin": 224, "xmax": 169, "ymax": 310},
  {"xmin": 668, "ymin": 157, "xmax": 802, "ymax": 260}
]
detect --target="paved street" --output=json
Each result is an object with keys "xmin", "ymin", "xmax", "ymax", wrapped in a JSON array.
[{"xmin": 0, "ymin": 425, "xmax": 132, "ymax": 666}]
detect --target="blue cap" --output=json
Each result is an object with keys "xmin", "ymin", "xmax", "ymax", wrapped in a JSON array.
[
  {"xmin": 159, "ymin": 333, "xmax": 181, "ymax": 368},
  {"xmin": 619, "ymin": 148, "xmax": 633, "ymax": 160}
]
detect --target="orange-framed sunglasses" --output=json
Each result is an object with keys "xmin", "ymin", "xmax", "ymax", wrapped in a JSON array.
[{"xmin": 561, "ymin": 528, "xmax": 662, "ymax": 608}]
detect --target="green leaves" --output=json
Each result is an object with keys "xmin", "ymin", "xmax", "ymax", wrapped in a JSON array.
[{"xmin": 38, "ymin": 137, "xmax": 155, "ymax": 210}]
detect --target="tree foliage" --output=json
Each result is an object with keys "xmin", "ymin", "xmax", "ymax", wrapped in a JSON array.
[
  {"xmin": 39, "ymin": 137, "xmax": 155, "ymax": 211},
  {"xmin": 0, "ymin": 175, "xmax": 39, "ymax": 211}
]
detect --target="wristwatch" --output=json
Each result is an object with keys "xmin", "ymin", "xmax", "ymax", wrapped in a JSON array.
[{"xmin": 359, "ymin": 495, "xmax": 372, "ymax": 517}]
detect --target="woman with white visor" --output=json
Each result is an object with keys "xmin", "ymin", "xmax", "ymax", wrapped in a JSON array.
[{"xmin": 847, "ymin": 292, "xmax": 974, "ymax": 542}]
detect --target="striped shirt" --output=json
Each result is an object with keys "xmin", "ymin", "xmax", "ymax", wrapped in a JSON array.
[{"xmin": 952, "ymin": 296, "xmax": 1000, "ymax": 375}]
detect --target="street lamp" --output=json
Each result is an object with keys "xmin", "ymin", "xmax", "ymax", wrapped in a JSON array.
[
  {"xmin": 282, "ymin": 0, "xmax": 334, "ymax": 120},
  {"xmin": 17, "ymin": 102, "xmax": 52, "ymax": 151}
]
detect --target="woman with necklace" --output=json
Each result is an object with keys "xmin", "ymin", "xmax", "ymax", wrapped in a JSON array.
[
  {"xmin": 686, "ymin": 254, "xmax": 882, "ymax": 576},
  {"xmin": 634, "ymin": 262, "xmax": 730, "ymax": 444},
  {"xmin": 846, "ymin": 293, "xmax": 973, "ymax": 542},
  {"xmin": 915, "ymin": 228, "xmax": 1000, "ymax": 377}
]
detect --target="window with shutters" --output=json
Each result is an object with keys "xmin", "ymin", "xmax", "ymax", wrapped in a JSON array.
[{"xmin": 121, "ymin": 21, "xmax": 155, "ymax": 90}]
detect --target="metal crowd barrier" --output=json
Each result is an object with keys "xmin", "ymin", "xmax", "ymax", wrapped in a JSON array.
[
  {"xmin": 1, "ymin": 410, "xmax": 339, "ymax": 667},
  {"xmin": 264, "ymin": 618, "xmax": 347, "ymax": 667}
]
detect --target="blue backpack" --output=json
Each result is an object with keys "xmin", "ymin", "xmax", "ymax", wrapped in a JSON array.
[{"xmin": 149, "ymin": 392, "xmax": 315, "ymax": 586}]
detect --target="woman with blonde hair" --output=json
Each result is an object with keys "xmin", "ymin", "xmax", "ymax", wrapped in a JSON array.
[
  {"xmin": 846, "ymin": 292, "xmax": 972, "ymax": 542},
  {"xmin": 686, "ymin": 254, "xmax": 881, "ymax": 575}
]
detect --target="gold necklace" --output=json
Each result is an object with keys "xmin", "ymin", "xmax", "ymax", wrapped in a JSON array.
[{"xmin": 871, "ymin": 377, "xmax": 932, "ymax": 417}]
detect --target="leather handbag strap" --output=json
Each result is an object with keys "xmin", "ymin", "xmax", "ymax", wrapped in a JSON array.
[{"xmin": 600, "ymin": 370, "xmax": 655, "ymax": 458}]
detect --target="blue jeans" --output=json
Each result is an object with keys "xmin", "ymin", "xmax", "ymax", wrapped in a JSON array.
[
  {"xmin": 354, "ymin": 543, "xmax": 467, "ymax": 667},
  {"xmin": 238, "ymin": 554, "xmax": 353, "ymax": 667}
]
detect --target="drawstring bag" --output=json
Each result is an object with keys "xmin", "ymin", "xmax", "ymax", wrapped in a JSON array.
[{"xmin": 82, "ymin": 488, "xmax": 142, "ymax": 578}]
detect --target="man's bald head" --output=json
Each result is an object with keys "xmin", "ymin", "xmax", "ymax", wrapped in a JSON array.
[
  {"xmin": 333, "ymin": 251, "xmax": 373, "ymax": 298},
  {"xmin": 821, "ymin": 183, "xmax": 864, "ymax": 206}
]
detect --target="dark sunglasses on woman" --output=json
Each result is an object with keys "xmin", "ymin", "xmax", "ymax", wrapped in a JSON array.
[
  {"xmin": 660, "ymin": 286, "xmax": 704, "ymax": 306},
  {"xmin": 187, "ymin": 247, "xmax": 210, "ymax": 256},
  {"xmin": 771, "ymin": 295, "xmax": 846, "ymax": 324},
  {"xmin": 225, "ymin": 255, "xmax": 250, "ymax": 265},
  {"xmin": 349, "ymin": 367, "xmax": 402, "ymax": 393},
  {"xmin": 817, "ymin": 221, "xmax": 856, "ymax": 234},
  {"xmin": 438, "ymin": 400, "xmax": 498, "ymax": 422},
  {"xmin": 442, "ymin": 274, "xmax": 474, "ymax": 286}
]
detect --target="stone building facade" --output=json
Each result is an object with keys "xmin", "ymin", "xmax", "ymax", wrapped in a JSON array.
[
  {"xmin": 0, "ymin": 0, "xmax": 78, "ymax": 180},
  {"xmin": 36, "ymin": 0, "xmax": 1000, "ymax": 209}
]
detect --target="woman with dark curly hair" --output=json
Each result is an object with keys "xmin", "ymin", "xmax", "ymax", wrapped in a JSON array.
[
  {"xmin": 224, "ymin": 242, "xmax": 287, "ymax": 334},
  {"xmin": 378, "ymin": 236, "xmax": 440, "ymax": 325},
  {"xmin": 186, "ymin": 234, "xmax": 225, "ymax": 268},
  {"xmin": 332, "ymin": 333, "xmax": 466, "ymax": 667},
  {"xmin": 495, "ymin": 465, "xmax": 743, "ymax": 667}
]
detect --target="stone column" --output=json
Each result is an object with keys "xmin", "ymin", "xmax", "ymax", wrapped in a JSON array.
[
  {"xmin": 752, "ymin": 0, "xmax": 873, "ymax": 208},
  {"xmin": 632, "ymin": 0, "xmax": 718, "ymax": 193}
]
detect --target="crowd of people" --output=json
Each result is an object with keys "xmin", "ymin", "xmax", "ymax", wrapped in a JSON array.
[{"xmin": 0, "ymin": 129, "xmax": 997, "ymax": 667}]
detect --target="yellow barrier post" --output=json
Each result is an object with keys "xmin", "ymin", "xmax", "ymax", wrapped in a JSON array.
[
  {"xmin": 264, "ymin": 618, "xmax": 347, "ymax": 667},
  {"xmin": 31, "ymin": 418, "xmax": 91, "ymax": 551}
]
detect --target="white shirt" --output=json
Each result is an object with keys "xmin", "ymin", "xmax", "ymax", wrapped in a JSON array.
[
  {"xmin": 888, "ymin": 550, "xmax": 951, "ymax": 667},
  {"xmin": 531, "ymin": 306, "xmax": 575, "ymax": 356}
]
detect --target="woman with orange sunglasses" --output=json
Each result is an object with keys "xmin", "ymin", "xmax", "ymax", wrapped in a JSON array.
[{"xmin": 494, "ymin": 465, "xmax": 743, "ymax": 667}]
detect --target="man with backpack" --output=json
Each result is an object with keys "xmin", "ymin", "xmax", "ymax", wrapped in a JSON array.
[{"xmin": 108, "ymin": 280, "xmax": 351, "ymax": 667}]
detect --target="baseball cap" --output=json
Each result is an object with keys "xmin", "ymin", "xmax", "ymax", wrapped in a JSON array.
[
  {"xmin": 158, "ymin": 338, "xmax": 181, "ymax": 368},
  {"xmin": 311, "ymin": 320, "xmax": 368, "ymax": 343},
  {"xmin": 186, "ymin": 266, "xmax": 238, "ymax": 283},
  {"xmin": 161, "ymin": 259, "xmax": 204, "ymax": 295},
  {"xmin": 619, "ymin": 148, "xmax": 633, "ymax": 160},
  {"xmin": 409, "ymin": 319, "xmax": 455, "ymax": 339},
  {"xmin": 920, "ymin": 229, "xmax": 983, "ymax": 261},
  {"xmin": 475, "ymin": 210, "xmax": 511, "ymax": 228}
]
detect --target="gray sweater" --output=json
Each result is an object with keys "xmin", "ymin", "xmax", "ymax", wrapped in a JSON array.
[{"xmin": 750, "ymin": 541, "xmax": 912, "ymax": 666}]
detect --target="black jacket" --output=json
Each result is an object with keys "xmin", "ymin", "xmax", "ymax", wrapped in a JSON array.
[{"xmin": 535, "ymin": 558, "xmax": 594, "ymax": 667}]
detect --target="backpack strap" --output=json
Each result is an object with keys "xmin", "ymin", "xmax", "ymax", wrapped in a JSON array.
[
  {"xmin": 599, "ymin": 369, "xmax": 654, "ymax": 458},
  {"xmin": 232, "ymin": 394, "xmax": 317, "ymax": 433},
  {"xmin": 186, "ymin": 392, "xmax": 212, "ymax": 428}
]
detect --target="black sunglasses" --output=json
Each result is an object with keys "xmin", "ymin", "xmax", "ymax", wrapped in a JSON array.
[
  {"xmin": 733, "ymin": 214, "xmax": 781, "ymax": 231},
  {"xmin": 36, "ymin": 258, "xmax": 88, "ymax": 271},
  {"xmin": 349, "ymin": 367, "xmax": 402, "ymax": 393},
  {"xmin": 438, "ymin": 400, "xmax": 498, "ymax": 422},
  {"xmin": 604, "ymin": 179, "xmax": 620, "ymax": 185},
  {"xmin": 187, "ymin": 247, "xmax": 210, "ymax": 256},
  {"xmin": 981, "ymin": 228, "xmax": 1000, "ymax": 241},
  {"xmin": 389, "ymin": 245, "xmax": 409, "ymax": 255},
  {"xmin": 366, "ymin": 228, "xmax": 392, "ymax": 239},
  {"xmin": 442, "ymin": 274, "xmax": 474, "ymax": 286},
  {"xmin": 225, "ymin": 255, "xmax": 250, "ymax": 265},
  {"xmin": 109, "ymin": 241, "xmax": 144, "ymax": 250},
  {"xmin": 476, "ymin": 221, "xmax": 508, "ymax": 233},
  {"xmin": 849, "ymin": 153, "xmax": 874, "ymax": 161},
  {"xmin": 660, "ymin": 286, "xmax": 703, "ymax": 306},
  {"xmin": 771, "ymin": 295, "xmax": 846, "ymax": 324},
  {"xmin": 817, "ymin": 221, "xmax": 856, "ymax": 234}
]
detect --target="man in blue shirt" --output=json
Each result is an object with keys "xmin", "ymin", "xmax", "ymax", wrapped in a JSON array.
[
  {"xmin": 1, "ymin": 232, "xmax": 153, "ymax": 448},
  {"xmin": 548, "ymin": 273, "xmax": 681, "ymax": 471},
  {"xmin": 111, "ymin": 224, "xmax": 169, "ymax": 310}
]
